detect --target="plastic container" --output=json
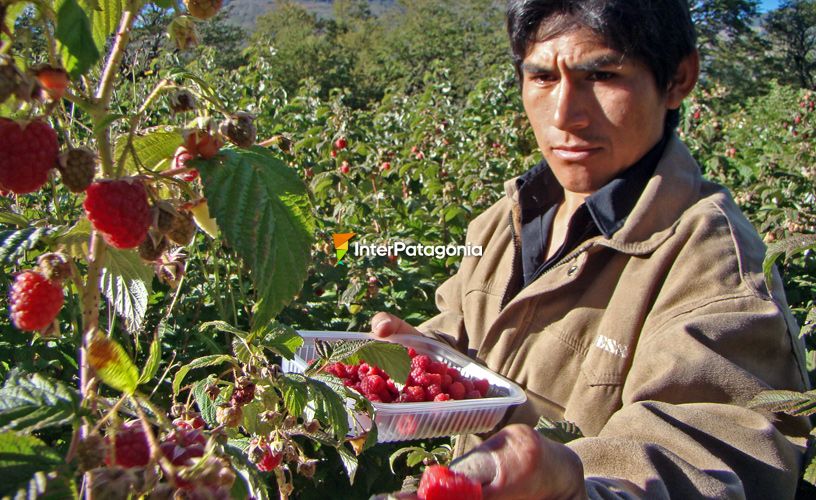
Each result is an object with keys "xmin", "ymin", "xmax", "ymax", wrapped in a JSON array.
[{"xmin": 282, "ymin": 331, "xmax": 527, "ymax": 442}]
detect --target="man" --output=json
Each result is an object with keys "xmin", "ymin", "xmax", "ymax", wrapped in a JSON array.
[{"xmin": 371, "ymin": 0, "xmax": 810, "ymax": 498}]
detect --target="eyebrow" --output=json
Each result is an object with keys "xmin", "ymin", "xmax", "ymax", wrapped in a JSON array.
[{"xmin": 520, "ymin": 53, "xmax": 626, "ymax": 74}]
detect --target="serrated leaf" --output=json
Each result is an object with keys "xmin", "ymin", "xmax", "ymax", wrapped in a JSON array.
[
  {"xmin": 54, "ymin": 219, "xmax": 92, "ymax": 259},
  {"xmin": 87, "ymin": 332, "xmax": 139, "ymax": 394},
  {"xmin": 278, "ymin": 374, "xmax": 308, "ymax": 417},
  {"xmin": 113, "ymin": 127, "xmax": 183, "ymax": 175},
  {"xmin": 54, "ymin": 0, "xmax": 101, "ymax": 78},
  {"xmin": 310, "ymin": 171, "xmax": 336, "ymax": 196},
  {"xmin": 804, "ymin": 443, "xmax": 816, "ymax": 487},
  {"xmin": 173, "ymin": 355, "xmax": 237, "ymax": 395},
  {"xmin": 196, "ymin": 147, "xmax": 314, "ymax": 328},
  {"xmin": 0, "ymin": 227, "xmax": 54, "ymax": 265},
  {"xmin": 192, "ymin": 376, "xmax": 221, "ymax": 427},
  {"xmin": 0, "ymin": 432, "xmax": 63, "ymax": 497},
  {"xmin": 389, "ymin": 446, "xmax": 425, "ymax": 474},
  {"xmin": 329, "ymin": 340, "xmax": 411, "ymax": 385},
  {"xmin": 763, "ymin": 234, "xmax": 816, "ymax": 287},
  {"xmin": 339, "ymin": 281, "xmax": 363, "ymax": 306},
  {"xmin": 100, "ymin": 247, "xmax": 154, "ymax": 333},
  {"xmin": 534, "ymin": 416, "xmax": 584, "ymax": 444},
  {"xmin": 336, "ymin": 444, "xmax": 359, "ymax": 484},
  {"xmin": 0, "ymin": 370, "xmax": 80, "ymax": 433},
  {"xmin": 802, "ymin": 307, "xmax": 816, "ymax": 339},
  {"xmin": 13, "ymin": 470, "xmax": 77, "ymax": 500},
  {"xmin": 748, "ymin": 389, "xmax": 816, "ymax": 416},
  {"xmin": 137, "ymin": 336, "xmax": 161, "ymax": 385},
  {"xmin": 306, "ymin": 378, "xmax": 349, "ymax": 439},
  {"xmin": 252, "ymin": 322, "xmax": 303, "ymax": 359},
  {"xmin": 78, "ymin": 0, "xmax": 125, "ymax": 55},
  {"xmin": 200, "ymin": 320, "xmax": 247, "ymax": 337}
]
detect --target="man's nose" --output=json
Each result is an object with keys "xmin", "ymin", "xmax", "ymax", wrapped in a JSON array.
[{"xmin": 552, "ymin": 77, "xmax": 590, "ymax": 132}]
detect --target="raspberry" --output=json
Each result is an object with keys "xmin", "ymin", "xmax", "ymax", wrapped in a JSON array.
[
  {"xmin": 0, "ymin": 118, "xmax": 59, "ymax": 194},
  {"xmin": 173, "ymin": 146, "xmax": 198, "ymax": 181},
  {"xmin": 32, "ymin": 66, "xmax": 69, "ymax": 101},
  {"xmin": 184, "ymin": 127, "xmax": 223, "ymax": 159},
  {"xmin": 404, "ymin": 385, "xmax": 426, "ymax": 402},
  {"xmin": 334, "ymin": 137, "xmax": 347, "ymax": 150},
  {"xmin": 426, "ymin": 384, "xmax": 443, "ymax": 400},
  {"xmin": 447, "ymin": 367, "xmax": 461, "ymax": 379},
  {"xmin": 419, "ymin": 373, "xmax": 442, "ymax": 387},
  {"xmin": 216, "ymin": 404, "xmax": 243, "ymax": 427},
  {"xmin": 160, "ymin": 427, "xmax": 206, "ymax": 466},
  {"xmin": 441, "ymin": 374, "xmax": 453, "ymax": 389},
  {"xmin": 184, "ymin": 0, "xmax": 223, "ymax": 20},
  {"xmin": 58, "ymin": 146, "xmax": 96, "ymax": 192},
  {"xmin": 433, "ymin": 393, "xmax": 451, "ymax": 402},
  {"xmin": 166, "ymin": 209, "xmax": 197, "ymax": 245},
  {"xmin": 9, "ymin": 271, "xmax": 64, "ymax": 331},
  {"xmin": 368, "ymin": 393, "xmax": 383, "ymax": 402},
  {"xmin": 84, "ymin": 179, "xmax": 151, "ymax": 249},
  {"xmin": 407, "ymin": 347, "xmax": 417, "ymax": 358},
  {"xmin": 251, "ymin": 439, "xmax": 283, "ymax": 472},
  {"xmin": 418, "ymin": 465, "xmax": 482, "ymax": 500},
  {"xmin": 231, "ymin": 379, "xmax": 256, "ymax": 406},
  {"xmin": 449, "ymin": 382, "xmax": 465, "ymax": 400},
  {"xmin": 107, "ymin": 421, "xmax": 150, "ymax": 468},
  {"xmin": 361, "ymin": 374, "xmax": 386, "ymax": 395},
  {"xmin": 169, "ymin": 89, "xmax": 196, "ymax": 113},
  {"xmin": 428, "ymin": 361, "xmax": 448, "ymax": 375},
  {"xmin": 411, "ymin": 355, "xmax": 431, "ymax": 370},
  {"xmin": 474, "ymin": 378, "xmax": 490, "ymax": 397},
  {"xmin": 36, "ymin": 252, "xmax": 72, "ymax": 282},
  {"xmin": 466, "ymin": 390, "xmax": 482, "ymax": 399},
  {"xmin": 220, "ymin": 112, "xmax": 256, "ymax": 148}
]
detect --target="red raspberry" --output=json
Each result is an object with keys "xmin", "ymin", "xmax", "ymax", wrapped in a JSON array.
[
  {"xmin": 426, "ymin": 384, "xmax": 443, "ymax": 400},
  {"xmin": 361, "ymin": 374, "xmax": 386, "ymax": 395},
  {"xmin": 334, "ymin": 137, "xmax": 347, "ymax": 150},
  {"xmin": 441, "ymin": 374, "xmax": 453, "ymax": 389},
  {"xmin": 447, "ymin": 367, "xmax": 461, "ymax": 379},
  {"xmin": 404, "ymin": 385, "xmax": 426, "ymax": 402},
  {"xmin": 428, "ymin": 361, "xmax": 448, "ymax": 375},
  {"xmin": 378, "ymin": 390, "xmax": 394, "ymax": 403},
  {"xmin": 407, "ymin": 347, "xmax": 417, "ymax": 358},
  {"xmin": 83, "ymin": 179, "xmax": 151, "ymax": 249},
  {"xmin": 257, "ymin": 448, "xmax": 282, "ymax": 472},
  {"xmin": 466, "ymin": 390, "xmax": 482, "ymax": 399},
  {"xmin": 418, "ymin": 465, "xmax": 482, "ymax": 500},
  {"xmin": 449, "ymin": 382, "xmax": 466, "ymax": 400},
  {"xmin": 386, "ymin": 379, "xmax": 399, "ymax": 397},
  {"xmin": 107, "ymin": 421, "xmax": 150, "ymax": 468},
  {"xmin": 358, "ymin": 363, "xmax": 371, "ymax": 377},
  {"xmin": 420, "ymin": 373, "xmax": 442, "ymax": 387},
  {"xmin": 474, "ymin": 379, "xmax": 490, "ymax": 397},
  {"xmin": 346, "ymin": 364, "xmax": 359, "ymax": 378},
  {"xmin": 433, "ymin": 393, "xmax": 451, "ymax": 402},
  {"xmin": 411, "ymin": 355, "xmax": 431, "ymax": 370},
  {"xmin": 368, "ymin": 393, "xmax": 383, "ymax": 402},
  {"xmin": 0, "ymin": 118, "xmax": 59, "ymax": 194},
  {"xmin": 184, "ymin": 127, "xmax": 222, "ymax": 159},
  {"xmin": 462, "ymin": 379, "xmax": 474, "ymax": 393},
  {"xmin": 9, "ymin": 271, "xmax": 64, "ymax": 331}
]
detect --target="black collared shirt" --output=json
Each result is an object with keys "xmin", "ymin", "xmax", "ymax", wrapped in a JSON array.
[{"xmin": 515, "ymin": 129, "xmax": 671, "ymax": 289}]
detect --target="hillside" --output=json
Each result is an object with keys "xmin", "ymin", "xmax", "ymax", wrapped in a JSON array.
[{"xmin": 225, "ymin": 0, "xmax": 397, "ymax": 29}]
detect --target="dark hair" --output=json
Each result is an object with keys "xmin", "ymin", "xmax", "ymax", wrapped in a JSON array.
[{"xmin": 506, "ymin": 0, "xmax": 697, "ymax": 126}]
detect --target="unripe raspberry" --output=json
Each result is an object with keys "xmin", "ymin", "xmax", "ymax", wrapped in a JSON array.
[
  {"xmin": 168, "ymin": 15, "xmax": 200, "ymax": 51},
  {"xmin": 230, "ymin": 379, "xmax": 256, "ymax": 406},
  {"xmin": 216, "ymin": 404, "xmax": 243, "ymax": 427},
  {"xmin": 0, "ymin": 118, "xmax": 59, "ymax": 194},
  {"xmin": 169, "ymin": 89, "xmax": 196, "ymax": 113},
  {"xmin": 298, "ymin": 459, "xmax": 318, "ymax": 478},
  {"xmin": 173, "ymin": 146, "xmax": 198, "ymax": 181},
  {"xmin": 9, "ymin": 271, "xmax": 64, "ymax": 331},
  {"xmin": 76, "ymin": 432, "xmax": 107, "ymax": 472},
  {"xmin": 58, "ymin": 146, "xmax": 96, "ymax": 192},
  {"xmin": 184, "ymin": 0, "xmax": 223, "ymax": 20},
  {"xmin": 88, "ymin": 466, "xmax": 142, "ymax": 500},
  {"xmin": 32, "ymin": 65, "xmax": 69, "ymax": 101},
  {"xmin": 84, "ymin": 179, "xmax": 151, "ymax": 249},
  {"xmin": 166, "ymin": 209, "xmax": 196, "ymax": 246},
  {"xmin": 220, "ymin": 112, "xmax": 256, "ymax": 148},
  {"xmin": 36, "ymin": 252, "xmax": 72, "ymax": 282},
  {"xmin": 265, "ymin": 134, "xmax": 292, "ymax": 153},
  {"xmin": 184, "ymin": 127, "xmax": 223, "ymax": 160}
]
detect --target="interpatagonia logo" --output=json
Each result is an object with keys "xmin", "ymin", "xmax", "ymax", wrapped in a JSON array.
[{"xmin": 332, "ymin": 232, "xmax": 355, "ymax": 266}]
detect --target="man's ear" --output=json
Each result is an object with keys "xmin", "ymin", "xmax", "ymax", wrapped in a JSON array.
[{"xmin": 666, "ymin": 49, "xmax": 700, "ymax": 109}]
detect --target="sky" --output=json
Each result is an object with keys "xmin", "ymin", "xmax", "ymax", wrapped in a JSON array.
[{"xmin": 759, "ymin": 0, "xmax": 781, "ymax": 12}]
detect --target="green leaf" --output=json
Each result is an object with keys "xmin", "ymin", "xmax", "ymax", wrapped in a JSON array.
[
  {"xmin": 192, "ymin": 377, "xmax": 220, "ymax": 427},
  {"xmin": 389, "ymin": 446, "xmax": 425, "ymax": 474},
  {"xmin": 54, "ymin": 219, "xmax": 92, "ymax": 259},
  {"xmin": 306, "ymin": 378, "xmax": 349, "ymax": 439},
  {"xmin": 88, "ymin": 333, "xmax": 139, "ymax": 394},
  {"xmin": 173, "ymin": 355, "xmax": 237, "ymax": 395},
  {"xmin": 100, "ymin": 247, "xmax": 154, "ymax": 333},
  {"xmin": 801, "ymin": 307, "xmax": 816, "ymax": 340},
  {"xmin": 113, "ymin": 126, "xmax": 183, "ymax": 175},
  {"xmin": 763, "ymin": 234, "xmax": 816, "ymax": 287},
  {"xmin": 534, "ymin": 416, "xmax": 584, "ymax": 444},
  {"xmin": 406, "ymin": 450, "xmax": 426, "ymax": 468},
  {"xmin": 0, "ymin": 212, "xmax": 29, "ymax": 227},
  {"xmin": 196, "ymin": 147, "xmax": 315, "ymax": 328},
  {"xmin": 747, "ymin": 389, "xmax": 816, "ymax": 416},
  {"xmin": 804, "ymin": 438, "xmax": 816, "ymax": 487},
  {"xmin": 12, "ymin": 469, "xmax": 77, "ymax": 500},
  {"xmin": 0, "ymin": 227, "xmax": 54, "ymax": 265},
  {"xmin": 252, "ymin": 322, "xmax": 303, "ymax": 359},
  {"xmin": 0, "ymin": 370, "xmax": 81, "ymax": 433},
  {"xmin": 224, "ymin": 443, "xmax": 270, "ymax": 500},
  {"xmin": 137, "ymin": 336, "xmax": 161, "ymax": 385},
  {"xmin": 0, "ymin": 432, "xmax": 63, "ymax": 497},
  {"xmin": 329, "ymin": 340, "xmax": 411, "ymax": 385},
  {"xmin": 336, "ymin": 444, "xmax": 359, "ymax": 484},
  {"xmin": 278, "ymin": 374, "xmax": 308, "ymax": 417},
  {"xmin": 54, "ymin": 0, "xmax": 101, "ymax": 78},
  {"xmin": 93, "ymin": 113, "xmax": 125, "ymax": 135},
  {"xmin": 199, "ymin": 320, "xmax": 248, "ymax": 337},
  {"xmin": 79, "ymin": 0, "xmax": 125, "ymax": 55}
]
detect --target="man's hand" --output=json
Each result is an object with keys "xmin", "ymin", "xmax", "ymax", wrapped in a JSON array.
[
  {"xmin": 372, "ymin": 424, "xmax": 588, "ymax": 500},
  {"xmin": 450, "ymin": 424, "xmax": 587, "ymax": 499},
  {"xmin": 370, "ymin": 311, "xmax": 421, "ymax": 338}
]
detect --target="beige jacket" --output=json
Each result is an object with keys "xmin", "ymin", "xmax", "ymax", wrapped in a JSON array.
[{"xmin": 417, "ymin": 135, "xmax": 811, "ymax": 499}]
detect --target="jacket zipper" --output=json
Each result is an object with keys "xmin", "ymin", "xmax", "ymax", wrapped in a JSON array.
[{"xmin": 500, "ymin": 211, "xmax": 520, "ymax": 311}]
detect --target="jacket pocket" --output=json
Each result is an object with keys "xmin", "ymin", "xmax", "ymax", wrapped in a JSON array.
[{"xmin": 578, "ymin": 331, "xmax": 630, "ymax": 386}]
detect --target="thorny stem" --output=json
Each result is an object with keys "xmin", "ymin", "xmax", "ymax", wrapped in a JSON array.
[{"xmin": 115, "ymin": 78, "xmax": 173, "ymax": 176}]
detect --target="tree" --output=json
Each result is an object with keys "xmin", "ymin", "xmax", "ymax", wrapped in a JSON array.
[{"xmin": 764, "ymin": 0, "xmax": 816, "ymax": 89}]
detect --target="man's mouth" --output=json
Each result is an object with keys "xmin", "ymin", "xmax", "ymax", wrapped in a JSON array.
[{"xmin": 551, "ymin": 145, "xmax": 602, "ymax": 161}]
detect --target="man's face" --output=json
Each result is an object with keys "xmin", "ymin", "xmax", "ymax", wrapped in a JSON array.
[{"xmin": 521, "ymin": 27, "xmax": 670, "ymax": 195}]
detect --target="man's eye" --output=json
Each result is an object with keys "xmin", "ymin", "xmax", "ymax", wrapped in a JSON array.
[
  {"xmin": 588, "ymin": 71, "xmax": 615, "ymax": 81},
  {"xmin": 530, "ymin": 73, "xmax": 557, "ymax": 84}
]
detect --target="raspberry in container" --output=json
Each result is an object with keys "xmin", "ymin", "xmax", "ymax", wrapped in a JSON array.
[{"xmin": 282, "ymin": 331, "xmax": 527, "ymax": 442}]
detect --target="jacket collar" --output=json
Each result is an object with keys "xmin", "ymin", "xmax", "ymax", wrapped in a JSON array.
[{"xmin": 503, "ymin": 134, "xmax": 701, "ymax": 255}]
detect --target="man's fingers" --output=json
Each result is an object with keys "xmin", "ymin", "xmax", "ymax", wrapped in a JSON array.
[
  {"xmin": 450, "ymin": 448, "xmax": 498, "ymax": 485},
  {"xmin": 370, "ymin": 312, "xmax": 420, "ymax": 338}
]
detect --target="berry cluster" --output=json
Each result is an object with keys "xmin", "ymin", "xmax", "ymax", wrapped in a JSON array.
[
  {"xmin": 326, "ymin": 348, "xmax": 490, "ymax": 403},
  {"xmin": 417, "ymin": 465, "xmax": 482, "ymax": 500}
]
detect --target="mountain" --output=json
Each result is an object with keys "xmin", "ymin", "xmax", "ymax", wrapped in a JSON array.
[{"xmin": 224, "ymin": 0, "xmax": 397, "ymax": 30}]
